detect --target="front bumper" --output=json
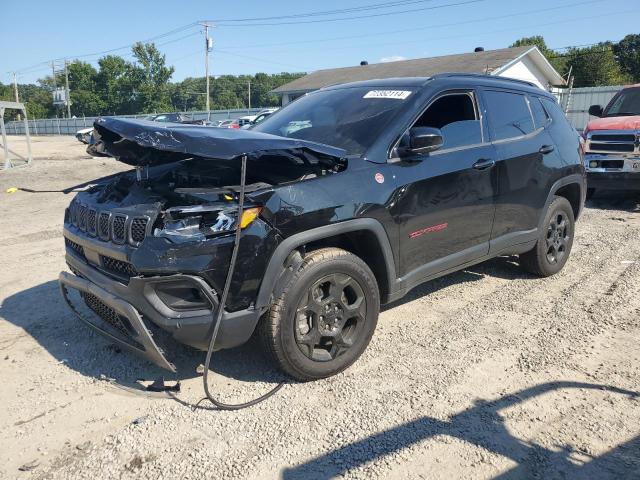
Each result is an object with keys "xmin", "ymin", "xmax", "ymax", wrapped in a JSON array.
[
  {"xmin": 60, "ymin": 250, "xmax": 261, "ymax": 371},
  {"xmin": 587, "ymin": 172, "xmax": 640, "ymax": 191}
]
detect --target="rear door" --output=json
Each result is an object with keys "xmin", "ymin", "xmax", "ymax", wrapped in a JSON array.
[
  {"xmin": 389, "ymin": 90, "xmax": 498, "ymax": 282},
  {"xmin": 481, "ymin": 89, "xmax": 554, "ymax": 247}
]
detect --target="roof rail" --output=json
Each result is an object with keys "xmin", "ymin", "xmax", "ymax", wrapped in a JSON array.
[{"xmin": 431, "ymin": 73, "xmax": 538, "ymax": 88}]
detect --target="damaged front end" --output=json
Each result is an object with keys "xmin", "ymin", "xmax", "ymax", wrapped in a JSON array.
[{"xmin": 61, "ymin": 117, "xmax": 347, "ymax": 370}]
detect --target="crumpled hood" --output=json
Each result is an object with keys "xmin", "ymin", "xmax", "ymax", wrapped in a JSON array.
[
  {"xmin": 585, "ymin": 115, "xmax": 640, "ymax": 132},
  {"xmin": 92, "ymin": 117, "xmax": 347, "ymax": 166}
]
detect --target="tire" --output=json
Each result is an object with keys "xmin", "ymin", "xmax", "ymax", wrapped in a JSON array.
[
  {"xmin": 259, "ymin": 247, "xmax": 380, "ymax": 381},
  {"xmin": 586, "ymin": 188, "xmax": 596, "ymax": 200},
  {"xmin": 519, "ymin": 196, "xmax": 575, "ymax": 277}
]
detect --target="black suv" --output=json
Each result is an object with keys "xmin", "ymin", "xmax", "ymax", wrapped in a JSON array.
[{"xmin": 60, "ymin": 74, "xmax": 585, "ymax": 380}]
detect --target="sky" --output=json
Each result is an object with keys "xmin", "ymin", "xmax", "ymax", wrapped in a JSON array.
[{"xmin": 1, "ymin": 0, "xmax": 638, "ymax": 85}]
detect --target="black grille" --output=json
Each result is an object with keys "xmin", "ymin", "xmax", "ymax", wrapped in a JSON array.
[
  {"xmin": 87, "ymin": 209, "xmax": 97, "ymax": 236},
  {"xmin": 65, "ymin": 238, "xmax": 85, "ymax": 258},
  {"xmin": 131, "ymin": 218, "xmax": 148, "ymax": 243},
  {"xmin": 100, "ymin": 255, "xmax": 139, "ymax": 279},
  {"xmin": 590, "ymin": 142, "xmax": 635, "ymax": 153},
  {"xmin": 70, "ymin": 202, "xmax": 78, "ymax": 226},
  {"xmin": 591, "ymin": 134, "xmax": 635, "ymax": 142},
  {"xmin": 98, "ymin": 212, "xmax": 110, "ymax": 240},
  {"xmin": 78, "ymin": 204, "xmax": 88, "ymax": 231},
  {"xmin": 80, "ymin": 291, "xmax": 138, "ymax": 342},
  {"xmin": 112, "ymin": 215, "xmax": 126, "ymax": 243}
]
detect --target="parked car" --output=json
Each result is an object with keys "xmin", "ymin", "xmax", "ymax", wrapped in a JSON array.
[
  {"xmin": 75, "ymin": 127, "xmax": 94, "ymax": 144},
  {"xmin": 61, "ymin": 74, "xmax": 585, "ymax": 380},
  {"xmin": 249, "ymin": 108, "xmax": 279, "ymax": 127},
  {"xmin": 583, "ymin": 84, "xmax": 640, "ymax": 197}
]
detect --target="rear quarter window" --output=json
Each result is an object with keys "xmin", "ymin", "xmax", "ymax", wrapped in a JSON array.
[
  {"xmin": 529, "ymin": 96, "xmax": 550, "ymax": 128},
  {"xmin": 483, "ymin": 90, "xmax": 535, "ymax": 141}
]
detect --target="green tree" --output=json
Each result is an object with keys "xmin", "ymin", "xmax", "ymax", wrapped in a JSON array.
[
  {"xmin": 96, "ymin": 55, "xmax": 131, "ymax": 115},
  {"xmin": 128, "ymin": 42, "xmax": 174, "ymax": 113},
  {"xmin": 614, "ymin": 34, "xmax": 640, "ymax": 82},
  {"xmin": 68, "ymin": 61, "xmax": 104, "ymax": 116},
  {"xmin": 563, "ymin": 43, "xmax": 630, "ymax": 87}
]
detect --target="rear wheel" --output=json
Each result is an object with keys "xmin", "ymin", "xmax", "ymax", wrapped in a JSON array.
[
  {"xmin": 519, "ymin": 196, "xmax": 575, "ymax": 277},
  {"xmin": 259, "ymin": 248, "xmax": 379, "ymax": 381}
]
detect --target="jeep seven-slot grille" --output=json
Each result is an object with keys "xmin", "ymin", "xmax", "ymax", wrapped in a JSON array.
[
  {"xmin": 68, "ymin": 201, "xmax": 151, "ymax": 246},
  {"xmin": 98, "ymin": 212, "xmax": 110, "ymax": 240},
  {"xmin": 87, "ymin": 209, "xmax": 97, "ymax": 236},
  {"xmin": 100, "ymin": 255, "xmax": 139, "ymax": 279},
  {"xmin": 112, "ymin": 215, "xmax": 126, "ymax": 243},
  {"xmin": 80, "ymin": 292, "xmax": 141, "ymax": 347},
  {"xmin": 131, "ymin": 218, "xmax": 148, "ymax": 243}
]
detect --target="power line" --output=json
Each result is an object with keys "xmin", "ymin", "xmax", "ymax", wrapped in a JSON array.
[
  {"xmin": 217, "ymin": 0, "xmax": 600, "ymax": 51},
  {"xmin": 207, "ymin": 0, "xmax": 441, "ymax": 22},
  {"xmin": 211, "ymin": 0, "xmax": 487, "ymax": 27}
]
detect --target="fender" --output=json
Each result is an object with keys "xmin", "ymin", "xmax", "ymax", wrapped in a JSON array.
[
  {"xmin": 255, "ymin": 218, "xmax": 397, "ymax": 310},
  {"xmin": 539, "ymin": 173, "xmax": 586, "ymax": 229}
]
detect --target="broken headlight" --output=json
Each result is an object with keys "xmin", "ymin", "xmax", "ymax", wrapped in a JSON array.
[{"xmin": 154, "ymin": 206, "xmax": 262, "ymax": 243}]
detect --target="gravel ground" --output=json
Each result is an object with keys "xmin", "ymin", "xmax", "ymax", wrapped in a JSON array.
[{"xmin": 1, "ymin": 136, "xmax": 639, "ymax": 479}]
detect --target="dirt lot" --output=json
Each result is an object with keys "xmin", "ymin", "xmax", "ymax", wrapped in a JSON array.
[{"xmin": 1, "ymin": 136, "xmax": 639, "ymax": 479}]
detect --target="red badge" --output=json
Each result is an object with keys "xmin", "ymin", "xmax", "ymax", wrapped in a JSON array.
[{"xmin": 374, "ymin": 173, "xmax": 384, "ymax": 184}]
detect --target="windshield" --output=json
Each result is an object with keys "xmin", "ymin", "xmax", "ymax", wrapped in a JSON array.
[
  {"xmin": 253, "ymin": 87, "xmax": 415, "ymax": 155},
  {"xmin": 605, "ymin": 88, "xmax": 640, "ymax": 116}
]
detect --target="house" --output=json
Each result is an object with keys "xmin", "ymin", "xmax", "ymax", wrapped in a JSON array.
[{"xmin": 272, "ymin": 46, "xmax": 565, "ymax": 105}]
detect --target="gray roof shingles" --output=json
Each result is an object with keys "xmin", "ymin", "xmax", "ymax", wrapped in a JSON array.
[{"xmin": 272, "ymin": 46, "xmax": 532, "ymax": 94}]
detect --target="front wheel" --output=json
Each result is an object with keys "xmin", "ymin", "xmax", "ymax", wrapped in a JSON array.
[
  {"xmin": 259, "ymin": 248, "xmax": 380, "ymax": 381},
  {"xmin": 519, "ymin": 196, "xmax": 575, "ymax": 277}
]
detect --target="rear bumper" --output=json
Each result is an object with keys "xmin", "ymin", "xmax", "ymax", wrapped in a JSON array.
[
  {"xmin": 587, "ymin": 172, "xmax": 640, "ymax": 191},
  {"xmin": 60, "ymin": 252, "xmax": 261, "ymax": 371}
]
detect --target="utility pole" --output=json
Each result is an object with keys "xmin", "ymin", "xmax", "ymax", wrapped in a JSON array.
[
  {"xmin": 247, "ymin": 80, "xmax": 251, "ymax": 113},
  {"xmin": 201, "ymin": 22, "xmax": 213, "ymax": 119},
  {"xmin": 13, "ymin": 72, "xmax": 21, "ymax": 121},
  {"xmin": 51, "ymin": 61, "xmax": 58, "ymax": 118},
  {"xmin": 64, "ymin": 60, "xmax": 71, "ymax": 118}
]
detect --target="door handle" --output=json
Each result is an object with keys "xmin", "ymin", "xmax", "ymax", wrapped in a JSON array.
[
  {"xmin": 472, "ymin": 158, "xmax": 496, "ymax": 170},
  {"xmin": 539, "ymin": 144, "xmax": 555, "ymax": 155}
]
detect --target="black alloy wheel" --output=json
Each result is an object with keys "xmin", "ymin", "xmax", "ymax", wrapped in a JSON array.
[
  {"xmin": 545, "ymin": 211, "xmax": 570, "ymax": 265},
  {"xmin": 294, "ymin": 273, "xmax": 366, "ymax": 362}
]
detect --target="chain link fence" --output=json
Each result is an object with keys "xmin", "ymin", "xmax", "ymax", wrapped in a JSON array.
[{"xmin": 3, "ymin": 108, "xmax": 265, "ymax": 136}]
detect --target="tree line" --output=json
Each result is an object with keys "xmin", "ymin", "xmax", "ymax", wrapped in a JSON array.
[
  {"xmin": 510, "ymin": 34, "xmax": 640, "ymax": 87},
  {"xmin": 1, "ymin": 34, "xmax": 638, "ymax": 121},
  {"xmin": 0, "ymin": 42, "xmax": 305, "ymax": 120}
]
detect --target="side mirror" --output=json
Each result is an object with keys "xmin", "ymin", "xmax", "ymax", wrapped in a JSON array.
[
  {"xmin": 588, "ymin": 105, "xmax": 603, "ymax": 117},
  {"xmin": 403, "ymin": 127, "xmax": 443, "ymax": 155}
]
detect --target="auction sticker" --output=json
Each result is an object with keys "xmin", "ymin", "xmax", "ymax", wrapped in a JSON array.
[{"xmin": 363, "ymin": 90, "xmax": 411, "ymax": 100}]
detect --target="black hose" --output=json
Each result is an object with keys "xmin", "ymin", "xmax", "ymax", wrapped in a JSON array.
[{"xmin": 196, "ymin": 154, "xmax": 285, "ymax": 411}]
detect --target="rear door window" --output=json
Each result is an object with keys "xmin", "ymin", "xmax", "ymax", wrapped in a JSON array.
[{"xmin": 484, "ymin": 90, "xmax": 534, "ymax": 141}]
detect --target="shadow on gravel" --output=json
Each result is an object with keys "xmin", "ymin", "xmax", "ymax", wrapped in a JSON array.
[
  {"xmin": 282, "ymin": 381, "xmax": 640, "ymax": 480},
  {"xmin": 0, "ymin": 280, "xmax": 283, "ymax": 391},
  {"xmin": 586, "ymin": 190, "xmax": 640, "ymax": 212}
]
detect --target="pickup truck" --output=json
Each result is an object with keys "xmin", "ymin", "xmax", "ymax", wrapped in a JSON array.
[{"xmin": 584, "ymin": 84, "xmax": 640, "ymax": 197}]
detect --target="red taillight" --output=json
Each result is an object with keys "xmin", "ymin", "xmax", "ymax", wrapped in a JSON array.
[{"xmin": 231, "ymin": 123, "xmax": 240, "ymax": 129}]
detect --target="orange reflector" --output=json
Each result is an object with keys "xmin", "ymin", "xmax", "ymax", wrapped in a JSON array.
[{"xmin": 240, "ymin": 207, "xmax": 262, "ymax": 229}]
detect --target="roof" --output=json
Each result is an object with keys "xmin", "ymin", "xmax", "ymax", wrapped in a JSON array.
[{"xmin": 273, "ymin": 46, "xmax": 564, "ymax": 94}]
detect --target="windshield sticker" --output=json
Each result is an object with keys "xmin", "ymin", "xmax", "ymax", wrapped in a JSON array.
[{"xmin": 363, "ymin": 90, "xmax": 411, "ymax": 100}]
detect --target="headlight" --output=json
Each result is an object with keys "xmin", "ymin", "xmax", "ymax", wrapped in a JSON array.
[
  {"xmin": 589, "ymin": 160, "xmax": 599, "ymax": 168},
  {"xmin": 154, "ymin": 206, "xmax": 262, "ymax": 243}
]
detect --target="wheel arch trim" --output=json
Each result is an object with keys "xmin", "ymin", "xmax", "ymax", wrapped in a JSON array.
[{"xmin": 255, "ymin": 218, "xmax": 397, "ymax": 310}]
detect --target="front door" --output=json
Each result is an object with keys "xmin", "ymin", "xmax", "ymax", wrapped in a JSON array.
[{"xmin": 389, "ymin": 90, "xmax": 498, "ymax": 284}]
